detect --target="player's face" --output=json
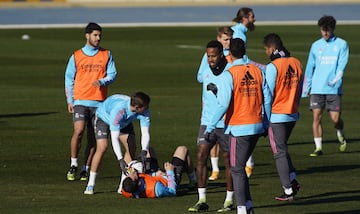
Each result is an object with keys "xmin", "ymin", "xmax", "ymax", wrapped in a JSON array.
[
  {"xmin": 206, "ymin": 47, "xmax": 223, "ymax": 68},
  {"xmin": 128, "ymin": 170, "xmax": 139, "ymax": 180},
  {"xmin": 244, "ymin": 11, "xmax": 256, "ymax": 32},
  {"xmin": 133, "ymin": 105, "xmax": 148, "ymax": 114},
  {"xmin": 320, "ymin": 27, "xmax": 334, "ymax": 41},
  {"xmin": 264, "ymin": 45, "xmax": 274, "ymax": 57},
  {"xmin": 86, "ymin": 30, "xmax": 102, "ymax": 48},
  {"xmin": 217, "ymin": 34, "xmax": 232, "ymax": 50}
]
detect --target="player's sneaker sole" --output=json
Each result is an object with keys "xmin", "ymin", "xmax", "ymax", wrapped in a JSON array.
[
  {"xmin": 79, "ymin": 171, "xmax": 88, "ymax": 181},
  {"xmin": 84, "ymin": 185, "xmax": 94, "ymax": 195},
  {"xmin": 245, "ymin": 166, "xmax": 253, "ymax": 178},
  {"xmin": 217, "ymin": 201, "xmax": 234, "ymax": 212},
  {"xmin": 309, "ymin": 150, "xmax": 323, "ymax": 157},
  {"xmin": 275, "ymin": 193, "xmax": 294, "ymax": 201},
  {"xmin": 188, "ymin": 201, "xmax": 209, "ymax": 212},
  {"xmin": 66, "ymin": 166, "xmax": 77, "ymax": 181},
  {"xmin": 208, "ymin": 171, "xmax": 219, "ymax": 181}
]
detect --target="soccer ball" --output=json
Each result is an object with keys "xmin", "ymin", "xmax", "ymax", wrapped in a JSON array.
[{"xmin": 127, "ymin": 160, "xmax": 143, "ymax": 174}]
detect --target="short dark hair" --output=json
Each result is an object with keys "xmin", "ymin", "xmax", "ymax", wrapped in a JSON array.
[
  {"xmin": 206, "ymin": 40, "xmax": 223, "ymax": 54},
  {"xmin": 263, "ymin": 33, "xmax": 283, "ymax": 49},
  {"xmin": 318, "ymin": 15, "xmax": 336, "ymax": 31},
  {"xmin": 122, "ymin": 177, "xmax": 139, "ymax": 193},
  {"xmin": 130, "ymin": 92, "xmax": 150, "ymax": 108},
  {"xmin": 85, "ymin": 22, "xmax": 102, "ymax": 34},
  {"xmin": 232, "ymin": 7, "xmax": 253, "ymax": 23},
  {"xmin": 230, "ymin": 38, "xmax": 246, "ymax": 59}
]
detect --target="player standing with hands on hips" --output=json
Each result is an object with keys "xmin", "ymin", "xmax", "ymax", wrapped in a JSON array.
[
  {"xmin": 263, "ymin": 33, "xmax": 302, "ymax": 201},
  {"xmin": 302, "ymin": 15, "xmax": 349, "ymax": 156},
  {"xmin": 65, "ymin": 22, "xmax": 117, "ymax": 181}
]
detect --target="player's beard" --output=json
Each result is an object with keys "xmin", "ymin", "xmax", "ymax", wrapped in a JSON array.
[{"xmin": 247, "ymin": 23, "xmax": 256, "ymax": 32}]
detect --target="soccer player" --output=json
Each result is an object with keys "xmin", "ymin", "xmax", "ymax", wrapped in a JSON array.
[
  {"xmin": 188, "ymin": 40, "xmax": 234, "ymax": 212},
  {"xmin": 231, "ymin": 7, "xmax": 256, "ymax": 44},
  {"xmin": 65, "ymin": 22, "xmax": 117, "ymax": 181},
  {"xmin": 122, "ymin": 146, "xmax": 197, "ymax": 198},
  {"xmin": 83, "ymin": 92, "xmax": 151, "ymax": 195},
  {"xmin": 207, "ymin": 38, "xmax": 271, "ymax": 214},
  {"xmin": 263, "ymin": 33, "xmax": 302, "ymax": 201},
  {"xmin": 197, "ymin": 26, "xmax": 234, "ymax": 181},
  {"xmin": 231, "ymin": 7, "xmax": 265, "ymax": 177},
  {"xmin": 302, "ymin": 15, "xmax": 349, "ymax": 156}
]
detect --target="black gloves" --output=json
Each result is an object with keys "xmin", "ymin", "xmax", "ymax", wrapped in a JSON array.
[
  {"xmin": 119, "ymin": 159, "xmax": 128, "ymax": 175},
  {"xmin": 206, "ymin": 83, "xmax": 218, "ymax": 96}
]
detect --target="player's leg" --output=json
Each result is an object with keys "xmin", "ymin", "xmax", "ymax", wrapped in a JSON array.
[
  {"xmin": 80, "ymin": 107, "xmax": 97, "ymax": 181},
  {"xmin": 67, "ymin": 105, "xmax": 86, "ymax": 181},
  {"xmin": 309, "ymin": 95, "xmax": 325, "ymax": 156},
  {"xmin": 327, "ymin": 95, "xmax": 346, "ymax": 152},
  {"xmin": 216, "ymin": 130, "xmax": 235, "ymax": 212},
  {"xmin": 208, "ymin": 143, "xmax": 220, "ymax": 181},
  {"xmin": 119, "ymin": 123, "xmax": 136, "ymax": 163},
  {"xmin": 188, "ymin": 125, "xmax": 212, "ymax": 212},
  {"xmin": 118, "ymin": 124, "xmax": 136, "ymax": 194},
  {"xmin": 269, "ymin": 122, "xmax": 298, "ymax": 201},
  {"xmin": 230, "ymin": 135, "xmax": 259, "ymax": 214},
  {"xmin": 84, "ymin": 117, "xmax": 109, "ymax": 194},
  {"xmin": 171, "ymin": 146, "xmax": 196, "ymax": 188}
]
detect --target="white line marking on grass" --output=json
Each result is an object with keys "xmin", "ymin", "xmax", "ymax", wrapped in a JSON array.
[{"xmin": 177, "ymin": 45, "xmax": 203, "ymax": 50}]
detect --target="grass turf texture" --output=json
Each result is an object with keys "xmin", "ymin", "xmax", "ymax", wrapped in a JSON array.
[{"xmin": 0, "ymin": 25, "xmax": 359, "ymax": 214}]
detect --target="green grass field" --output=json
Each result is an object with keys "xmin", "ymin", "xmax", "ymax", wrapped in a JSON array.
[{"xmin": 0, "ymin": 25, "xmax": 359, "ymax": 214}]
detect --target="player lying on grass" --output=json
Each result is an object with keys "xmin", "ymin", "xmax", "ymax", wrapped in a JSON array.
[{"xmin": 121, "ymin": 146, "xmax": 197, "ymax": 198}]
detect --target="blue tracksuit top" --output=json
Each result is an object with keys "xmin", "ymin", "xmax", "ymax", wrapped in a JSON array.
[
  {"xmin": 302, "ymin": 35, "xmax": 349, "ymax": 96},
  {"xmin": 95, "ymin": 94, "xmax": 150, "ymax": 131},
  {"xmin": 197, "ymin": 55, "xmax": 232, "ymax": 129},
  {"xmin": 231, "ymin": 23, "xmax": 248, "ymax": 43},
  {"xmin": 65, "ymin": 44, "xmax": 117, "ymax": 107}
]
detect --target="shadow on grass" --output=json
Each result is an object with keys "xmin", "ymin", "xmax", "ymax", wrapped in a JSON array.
[
  {"xmin": 298, "ymin": 164, "xmax": 359, "ymax": 175},
  {"xmin": 0, "ymin": 112, "xmax": 58, "ymax": 118},
  {"xmin": 255, "ymin": 189, "xmax": 360, "ymax": 213},
  {"xmin": 258, "ymin": 138, "xmax": 360, "ymax": 148}
]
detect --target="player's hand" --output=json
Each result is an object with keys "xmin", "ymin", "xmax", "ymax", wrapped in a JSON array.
[
  {"xmin": 204, "ymin": 130, "xmax": 216, "ymax": 143},
  {"xmin": 262, "ymin": 129, "xmax": 268, "ymax": 138},
  {"xmin": 67, "ymin": 103, "xmax": 74, "ymax": 113},
  {"xmin": 92, "ymin": 80, "xmax": 101, "ymax": 87},
  {"xmin": 164, "ymin": 162, "xmax": 174, "ymax": 171},
  {"xmin": 119, "ymin": 159, "xmax": 128, "ymax": 175},
  {"xmin": 206, "ymin": 83, "xmax": 218, "ymax": 96}
]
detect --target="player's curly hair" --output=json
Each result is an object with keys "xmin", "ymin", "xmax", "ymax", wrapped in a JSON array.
[{"xmin": 318, "ymin": 15, "xmax": 336, "ymax": 31}]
